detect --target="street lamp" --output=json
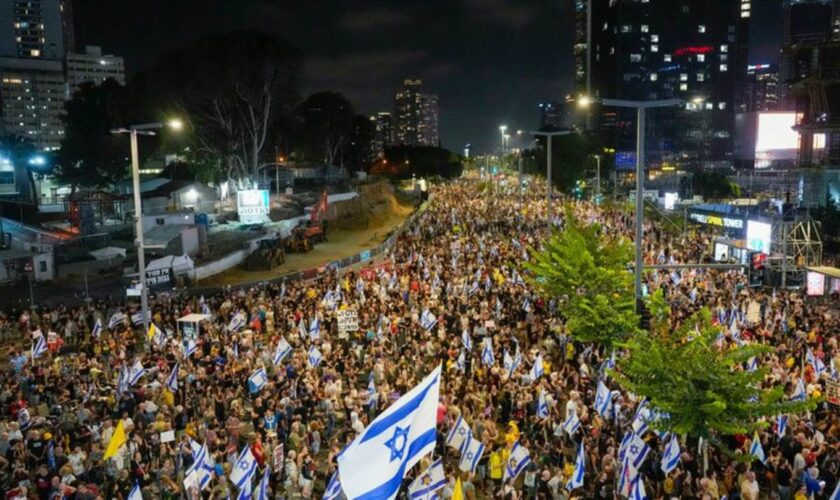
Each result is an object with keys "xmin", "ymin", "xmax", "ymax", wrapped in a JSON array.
[
  {"xmin": 577, "ymin": 97, "xmax": 681, "ymax": 306},
  {"xmin": 530, "ymin": 129, "xmax": 576, "ymax": 228},
  {"xmin": 499, "ymin": 125, "xmax": 507, "ymax": 154},
  {"xmin": 111, "ymin": 120, "xmax": 183, "ymax": 335}
]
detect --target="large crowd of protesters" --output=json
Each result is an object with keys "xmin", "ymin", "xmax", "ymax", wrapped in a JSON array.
[{"xmin": 0, "ymin": 177, "xmax": 837, "ymax": 500}]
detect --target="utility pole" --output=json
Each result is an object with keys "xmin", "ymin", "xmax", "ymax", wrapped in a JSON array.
[{"xmin": 531, "ymin": 130, "xmax": 576, "ymax": 229}]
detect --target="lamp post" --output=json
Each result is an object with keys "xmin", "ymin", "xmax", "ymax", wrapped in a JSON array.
[
  {"xmin": 499, "ymin": 125, "xmax": 507, "ymax": 155},
  {"xmin": 578, "ymin": 98, "xmax": 681, "ymax": 305},
  {"xmin": 593, "ymin": 154, "xmax": 602, "ymax": 199},
  {"xmin": 530, "ymin": 130, "xmax": 575, "ymax": 229},
  {"xmin": 111, "ymin": 119, "xmax": 183, "ymax": 334}
]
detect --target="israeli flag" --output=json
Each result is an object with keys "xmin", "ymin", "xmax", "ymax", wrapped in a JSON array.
[
  {"xmin": 503, "ymin": 350, "xmax": 516, "ymax": 377},
  {"xmin": 621, "ymin": 432, "xmax": 650, "ymax": 471},
  {"xmin": 566, "ymin": 441, "xmax": 585, "ymax": 491},
  {"xmin": 108, "ymin": 312, "xmax": 126, "ymax": 330},
  {"xmin": 776, "ymin": 415, "xmax": 788, "ymax": 440},
  {"xmin": 749, "ymin": 431, "xmax": 766, "ymax": 463},
  {"xmin": 595, "ymin": 380, "xmax": 613, "ymax": 417},
  {"xmin": 630, "ymin": 476, "xmax": 648, "ymax": 500},
  {"xmin": 91, "ymin": 318, "xmax": 102, "ymax": 340},
  {"xmin": 31, "ymin": 335, "xmax": 47, "ymax": 359},
  {"xmin": 127, "ymin": 359, "xmax": 146, "ymax": 386},
  {"xmin": 522, "ymin": 297, "xmax": 532, "ymax": 313},
  {"xmin": 503, "ymin": 441, "xmax": 531, "ymax": 481},
  {"xmin": 298, "ymin": 318, "xmax": 307, "ymax": 338},
  {"xmin": 165, "ymin": 362, "xmax": 179, "ymax": 393},
  {"xmin": 747, "ymin": 356, "xmax": 758, "ymax": 372},
  {"xmin": 537, "ymin": 390, "xmax": 549, "ymax": 419},
  {"xmin": 420, "ymin": 309, "xmax": 437, "ymax": 331},
  {"xmin": 254, "ymin": 464, "xmax": 270, "ymax": 500},
  {"xmin": 446, "ymin": 415, "xmax": 471, "ymax": 453},
  {"xmin": 368, "ymin": 372, "xmax": 376, "ymax": 400},
  {"xmin": 562, "ymin": 411, "xmax": 581, "ymax": 436},
  {"xmin": 273, "ymin": 338, "xmax": 292, "ymax": 366},
  {"xmin": 791, "ymin": 378, "xmax": 807, "ymax": 401},
  {"xmin": 807, "ymin": 349, "xmax": 825, "ymax": 378},
  {"xmin": 131, "ymin": 310, "xmax": 150, "ymax": 326},
  {"xmin": 228, "ymin": 311, "xmax": 245, "ymax": 332},
  {"xmin": 458, "ymin": 433, "xmax": 485, "ymax": 473},
  {"xmin": 308, "ymin": 346, "xmax": 323, "ymax": 368},
  {"xmin": 185, "ymin": 441, "xmax": 214, "ymax": 491},
  {"xmin": 461, "ymin": 330, "xmax": 472, "ymax": 351},
  {"xmin": 309, "ymin": 317, "xmax": 321, "ymax": 340},
  {"xmin": 408, "ymin": 458, "xmax": 446, "ymax": 500},
  {"xmin": 481, "ymin": 338, "xmax": 494, "ymax": 367},
  {"xmin": 324, "ymin": 470, "xmax": 343, "ymax": 500},
  {"xmin": 469, "ymin": 280, "xmax": 479, "ymax": 296},
  {"xmin": 184, "ymin": 338, "xmax": 198, "ymax": 358},
  {"xmin": 248, "ymin": 368, "xmax": 268, "ymax": 394},
  {"xmin": 229, "ymin": 446, "xmax": 257, "ymax": 494},
  {"xmin": 661, "ymin": 434, "xmax": 681, "ymax": 474},
  {"xmin": 337, "ymin": 365, "xmax": 442, "ymax": 500},
  {"xmin": 456, "ymin": 350, "xmax": 466, "ymax": 372},
  {"xmin": 127, "ymin": 482, "xmax": 143, "ymax": 500},
  {"xmin": 827, "ymin": 480, "xmax": 840, "ymax": 500},
  {"xmin": 530, "ymin": 353, "xmax": 545, "ymax": 382},
  {"xmin": 632, "ymin": 399, "xmax": 651, "ymax": 435}
]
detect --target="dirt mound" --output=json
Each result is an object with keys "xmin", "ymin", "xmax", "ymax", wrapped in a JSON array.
[{"xmin": 331, "ymin": 184, "xmax": 414, "ymax": 231}]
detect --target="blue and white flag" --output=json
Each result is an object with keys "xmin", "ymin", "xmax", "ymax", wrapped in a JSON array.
[
  {"xmin": 47, "ymin": 440, "xmax": 55, "ymax": 470},
  {"xmin": 537, "ymin": 390, "xmax": 549, "ymax": 419},
  {"xmin": 481, "ymin": 337, "xmax": 494, "ymax": 367},
  {"xmin": 420, "ymin": 309, "xmax": 437, "ymax": 331},
  {"xmin": 503, "ymin": 349, "xmax": 517, "ymax": 378},
  {"xmin": 273, "ymin": 338, "xmax": 292, "ymax": 366},
  {"xmin": 91, "ymin": 319, "xmax": 102, "ymax": 340},
  {"xmin": 456, "ymin": 350, "xmax": 466, "ymax": 372},
  {"xmin": 254, "ymin": 463, "xmax": 270, "ymax": 500},
  {"xmin": 308, "ymin": 346, "xmax": 323, "ymax": 368},
  {"xmin": 461, "ymin": 330, "xmax": 472, "ymax": 351},
  {"xmin": 200, "ymin": 298, "xmax": 211, "ymax": 316},
  {"xmin": 747, "ymin": 356, "xmax": 758, "ymax": 372},
  {"xmin": 661, "ymin": 434, "xmax": 681, "ymax": 474},
  {"xmin": 108, "ymin": 312, "xmax": 126, "ymax": 330},
  {"xmin": 632, "ymin": 399, "xmax": 651, "ymax": 435},
  {"xmin": 408, "ymin": 458, "xmax": 446, "ymax": 500},
  {"xmin": 566, "ymin": 441, "xmax": 585, "ymax": 491},
  {"xmin": 184, "ymin": 338, "xmax": 198, "ymax": 358},
  {"xmin": 776, "ymin": 415, "xmax": 788, "ymax": 440},
  {"xmin": 791, "ymin": 378, "xmax": 807, "ymax": 401},
  {"xmin": 323, "ymin": 470, "xmax": 343, "ymax": 500},
  {"xmin": 165, "ymin": 362, "xmax": 179, "ymax": 393},
  {"xmin": 522, "ymin": 297, "xmax": 532, "ymax": 313},
  {"xmin": 595, "ymin": 380, "xmax": 613, "ymax": 418},
  {"xmin": 828, "ymin": 481, "xmax": 840, "ymax": 500},
  {"xmin": 562, "ymin": 411, "xmax": 581, "ymax": 436},
  {"xmin": 503, "ymin": 441, "xmax": 531, "ymax": 482},
  {"xmin": 127, "ymin": 482, "xmax": 143, "ymax": 500},
  {"xmin": 368, "ymin": 372, "xmax": 376, "ymax": 400},
  {"xmin": 458, "ymin": 432, "xmax": 485, "ymax": 473},
  {"xmin": 629, "ymin": 476, "xmax": 648, "ymax": 500},
  {"xmin": 446, "ymin": 415, "xmax": 471, "ymax": 453},
  {"xmin": 807, "ymin": 349, "xmax": 826, "ymax": 378},
  {"xmin": 248, "ymin": 368, "xmax": 268, "ymax": 394},
  {"xmin": 131, "ymin": 310, "xmax": 150, "ymax": 326},
  {"xmin": 228, "ymin": 311, "xmax": 246, "ymax": 332},
  {"xmin": 229, "ymin": 446, "xmax": 257, "ymax": 494},
  {"xmin": 185, "ymin": 441, "xmax": 214, "ymax": 491},
  {"xmin": 750, "ymin": 431, "xmax": 766, "ymax": 464},
  {"xmin": 127, "ymin": 359, "xmax": 145, "ymax": 386},
  {"xmin": 31, "ymin": 335, "xmax": 47, "ymax": 359},
  {"xmin": 621, "ymin": 432, "xmax": 650, "ymax": 471},
  {"xmin": 309, "ymin": 317, "xmax": 321, "ymax": 340},
  {"xmin": 530, "ymin": 353, "xmax": 545, "ymax": 382},
  {"xmin": 298, "ymin": 318, "xmax": 307, "ymax": 338},
  {"xmin": 337, "ymin": 365, "xmax": 442, "ymax": 500},
  {"xmin": 468, "ymin": 280, "xmax": 479, "ymax": 297}
]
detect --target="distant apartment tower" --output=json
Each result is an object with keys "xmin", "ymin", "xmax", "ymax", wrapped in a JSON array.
[
  {"xmin": 746, "ymin": 64, "xmax": 779, "ymax": 112},
  {"xmin": 66, "ymin": 45, "xmax": 125, "ymax": 93},
  {"xmin": 539, "ymin": 101, "xmax": 564, "ymax": 128},
  {"xmin": 394, "ymin": 79, "xmax": 439, "ymax": 146},
  {"xmin": 780, "ymin": 0, "xmax": 834, "ymax": 103},
  {"xmin": 0, "ymin": 0, "xmax": 74, "ymax": 151},
  {"xmin": 370, "ymin": 112, "xmax": 393, "ymax": 157}
]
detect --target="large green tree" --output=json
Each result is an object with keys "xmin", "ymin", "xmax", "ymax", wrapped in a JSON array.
[
  {"xmin": 55, "ymin": 80, "xmax": 131, "ymax": 190},
  {"xmin": 294, "ymin": 92, "xmax": 355, "ymax": 167},
  {"xmin": 521, "ymin": 131, "xmax": 592, "ymax": 192}
]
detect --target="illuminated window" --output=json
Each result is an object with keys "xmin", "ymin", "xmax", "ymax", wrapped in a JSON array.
[
  {"xmin": 651, "ymin": 34, "xmax": 659, "ymax": 43},
  {"xmin": 680, "ymin": 73, "xmax": 688, "ymax": 81},
  {"xmin": 698, "ymin": 25, "xmax": 706, "ymax": 33},
  {"xmin": 630, "ymin": 54, "xmax": 642, "ymax": 62},
  {"xmin": 741, "ymin": 10, "xmax": 750, "ymax": 17},
  {"xmin": 705, "ymin": 102, "xmax": 713, "ymax": 110},
  {"xmin": 697, "ymin": 54, "xmax": 705, "ymax": 62},
  {"xmin": 720, "ymin": 64, "xmax": 728, "ymax": 72},
  {"xmin": 720, "ymin": 44, "xmax": 728, "ymax": 53},
  {"xmin": 664, "ymin": 54, "xmax": 672, "ymax": 62},
  {"xmin": 650, "ymin": 73, "xmax": 658, "ymax": 81},
  {"xmin": 680, "ymin": 83, "xmax": 688, "ymax": 91},
  {"xmin": 621, "ymin": 25, "xmax": 632, "ymax": 33},
  {"xmin": 641, "ymin": 25, "xmax": 649, "ymax": 33},
  {"xmin": 814, "ymin": 133, "xmax": 826, "ymax": 149},
  {"xmin": 718, "ymin": 102, "xmax": 727, "ymax": 110},
  {"xmin": 651, "ymin": 45, "xmax": 659, "ymax": 52},
  {"xmin": 30, "ymin": 49, "xmax": 40, "ymax": 57},
  {"xmin": 697, "ymin": 73, "xmax": 705, "ymax": 82}
]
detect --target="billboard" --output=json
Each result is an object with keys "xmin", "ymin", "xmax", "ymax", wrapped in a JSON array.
[
  {"xmin": 755, "ymin": 113, "xmax": 798, "ymax": 168},
  {"xmin": 237, "ymin": 189, "xmax": 270, "ymax": 223},
  {"xmin": 807, "ymin": 271, "xmax": 825, "ymax": 296},
  {"xmin": 663, "ymin": 192, "xmax": 678, "ymax": 211},
  {"xmin": 746, "ymin": 220, "xmax": 772, "ymax": 254}
]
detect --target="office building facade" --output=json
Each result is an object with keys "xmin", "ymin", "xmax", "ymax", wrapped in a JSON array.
[
  {"xmin": 394, "ymin": 79, "xmax": 439, "ymax": 146},
  {"xmin": 745, "ymin": 64, "xmax": 779, "ymax": 112},
  {"xmin": 585, "ymin": 0, "xmax": 751, "ymax": 170},
  {"xmin": 66, "ymin": 45, "xmax": 125, "ymax": 93},
  {"xmin": 370, "ymin": 112, "xmax": 393, "ymax": 158}
]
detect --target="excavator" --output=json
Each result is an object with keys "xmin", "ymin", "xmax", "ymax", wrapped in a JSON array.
[{"xmin": 285, "ymin": 190, "xmax": 329, "ymax": 253}]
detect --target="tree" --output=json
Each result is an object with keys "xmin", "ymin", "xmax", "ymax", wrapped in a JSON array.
[
  {"xmin": 55, "ymin": 80, "xmax": 131, "ymax": 190},
  {"xmin": 294, "ymin": 92, "xmax": 355, "ymax": 167},
  {"xmin": 525, "ymin": 208, "xmax": 638, "ymax": 348},
  {"xmin": 132, "ymin": 30, "xmax": 302, "ymax": 183},
  {"xmin": 612, "ymin": 296, "xmax": 817, "ymax": 456},
  {"xmin": 522, "ymin": 132, "xmax": 592, "ymax": 192},
  {"xmin": 376, "ymin": 146, "xmax": 463, "ymax": 179},
  {"xmin": 692, "ymin": 170, "xmax": 739, "ymax": 200}
]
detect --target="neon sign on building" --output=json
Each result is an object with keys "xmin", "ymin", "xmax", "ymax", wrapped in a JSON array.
[{"xmin": 674, "ymin": 46, "xmax": 714, "ymax": 57}]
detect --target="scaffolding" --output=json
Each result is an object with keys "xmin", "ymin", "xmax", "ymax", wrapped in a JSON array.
[{"xmin": 770, "ymin": 215, "xmax": 823, "ymax": 287}]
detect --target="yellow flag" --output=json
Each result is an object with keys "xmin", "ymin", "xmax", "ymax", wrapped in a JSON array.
[
  {"xmin": 452, "ymin": 477, "xmax": 463, "ymax": 500},
  {"xmin": 147, "ymin": 323, "xmax": 157, "ymax": 341},
  {"xmin": 103, "ymin": 420, "xmax": 127, "ymax": 460}
]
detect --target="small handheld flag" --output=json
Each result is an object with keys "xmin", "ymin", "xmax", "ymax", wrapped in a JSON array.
[
  {"xmin": 566, "ymin": 441, "xmax": 585, "ymax": 491},
  {"xmin": 749, "ymin": 431, "xmax": 766, "ymax": 464},
  {"xmin": 503, "ymin": 441, "xmax": 531, "ymax": 482},
  {"xmin": 308, "ymin": 345, "xmax": 323, "ymax": 368},
  {"xmin": 661, "ymin": 433, "xmax": 681, "ymax": 474},
  {"xmin": 91, "ymin": 318, "xmax": 102, "ymax": 340},
  {"xmin": 247, "ymin": 368, "xmax": 268, "ymax": 394}
]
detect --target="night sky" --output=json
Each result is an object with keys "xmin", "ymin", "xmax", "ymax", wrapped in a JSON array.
[{"xmin": 74, "ymin": 0, "xmax": 783, "ymax": 154}]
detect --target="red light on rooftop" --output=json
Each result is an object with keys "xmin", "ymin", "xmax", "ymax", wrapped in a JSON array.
[{"xmin": 674, "ymin": 46, "xmax": 714, "ymax": 56}]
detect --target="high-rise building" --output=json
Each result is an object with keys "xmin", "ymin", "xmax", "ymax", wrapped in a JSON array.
[
  {"xmin": 746, "ymin": 64, "xmax": 779, "ymax": 112},
  {"xmin": 66, "ymin": 45, "xmax": 125, "ymax": 93},
  {"xmin": 780, "ymin": 0, "xmax": 834, "ymax": 103},
  {"xmin": 587, "ymin": 0, "xmax": 751, "ymax": 169},
  {"xmin": 394, "ymin": 79, "xmax": 439, "ymax": 146},
  {"xmin": 538, "ymin": 101, "xmax": 564, "ymax": 128},
  {"xmin": 0, "ymin": 0, "xmax": 72, "ymax": 59},
  {"xmin": 370, "ymin": 112, "xmax": 393, "ymax": 158}
]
